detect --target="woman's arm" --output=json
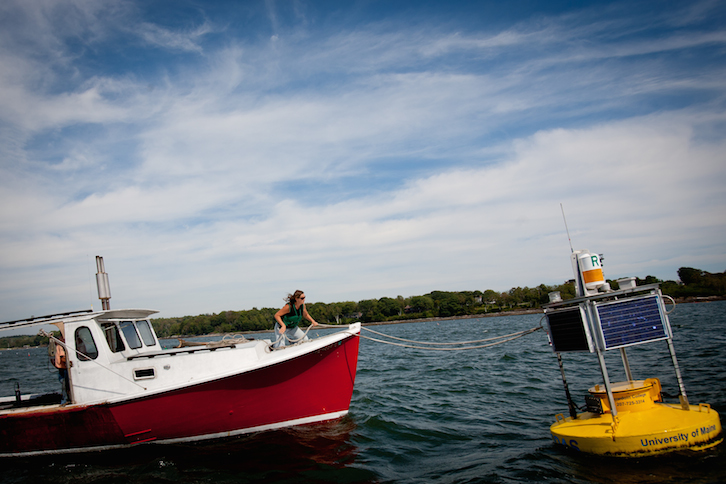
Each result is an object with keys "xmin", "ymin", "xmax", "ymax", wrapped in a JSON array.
[
  {"xmin": 274, "ymin": 305, "xmax": 291, "ymax": 332},
  {"xmin": 302, "ymin": 305, "xmax": 319, "ymax": 326}
]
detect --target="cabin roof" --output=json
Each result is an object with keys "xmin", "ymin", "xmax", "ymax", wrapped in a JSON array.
[
  {"xmin": 0, "ymin": 308, "xmax": 158, "ymax": 333},
  {"xmin": 95, "ymin": 309, "xmax": 159, "ymax": 320}
]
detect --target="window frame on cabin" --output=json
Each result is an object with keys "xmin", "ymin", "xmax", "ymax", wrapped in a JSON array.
[
  {"xmin": 74, "ymin": 326, "xmax": 99, "ymax": 361},
  {"xmin": 102, "ymin": 323, "xmax": 126, "ymax": 353}
]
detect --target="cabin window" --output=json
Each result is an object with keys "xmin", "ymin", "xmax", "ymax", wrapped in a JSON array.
[
  {"xmin": 102, "ymin": 323, "xmax": 126, "ymax": 352},
  {"xmin": 136, "ymin": 320, "xmax": 156, "ymax": 347},
  {"xmin": 75, "ymin": 327, "xmax": 99, "ymax": 360},
  {"xmin": 120, "ymin": 321, "xmax": 142, "ymax": 349}
]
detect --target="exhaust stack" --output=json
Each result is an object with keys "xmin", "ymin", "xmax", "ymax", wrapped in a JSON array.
[{"xmin": 95, "ymin": 256, "xmax": 111, "ymax": 310}]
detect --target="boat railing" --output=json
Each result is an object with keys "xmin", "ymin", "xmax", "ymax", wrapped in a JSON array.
[{"xmin": 127, "ymin": 341, "xmax": 249, "ymax": 360}]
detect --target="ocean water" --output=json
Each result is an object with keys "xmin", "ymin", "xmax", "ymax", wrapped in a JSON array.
[{"xmin": 1, "ymin": 301, "xmax": 724, "ymax": 483}]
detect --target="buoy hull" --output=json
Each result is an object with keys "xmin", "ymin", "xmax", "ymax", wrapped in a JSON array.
[{"xmin": 551, "ymin": 403, "xmax": 722, "ymax": 456}]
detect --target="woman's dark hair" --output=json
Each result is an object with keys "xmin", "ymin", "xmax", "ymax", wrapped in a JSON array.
[{"xmin": 285, "ymin": 290, "xmax": 304, "ymax": 305}]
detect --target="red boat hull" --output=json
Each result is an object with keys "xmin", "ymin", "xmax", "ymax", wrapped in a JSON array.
[{"xmin": 0, "ymin": 335, "xmax": 359, "ymax": 456}]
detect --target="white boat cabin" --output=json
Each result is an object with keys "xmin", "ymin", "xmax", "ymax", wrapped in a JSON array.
[{"xmin": 54, "ymin": 309, "xmax": 270, "ymax": 406}]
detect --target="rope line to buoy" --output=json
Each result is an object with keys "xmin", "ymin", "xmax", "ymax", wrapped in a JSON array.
[
  {"xmin": 314, "ymin": 323, "xmax": 542, "ymax": 351},
  {"xmin": 265, "ymin": 324, "xmax": 315, "ymax": 351},
  {"xmin": 357, "ymin": 326, "xmax": 542, "ymax": 350},
  {"xmin": 359, "ymin": 326, "xmax": 539, "ymax": 345},
  {"xmin": 267, "ymin": 322, "xmax": 542, "ymax": 351}
]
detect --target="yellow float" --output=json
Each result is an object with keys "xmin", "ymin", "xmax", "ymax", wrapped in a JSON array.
[{"xmin": 544, "ymin": 250, "xmax": 723, "ymax": 457}]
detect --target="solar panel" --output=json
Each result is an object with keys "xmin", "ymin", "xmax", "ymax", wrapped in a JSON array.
[
  {"xmin": 546, "ymin": 306, "xmax": 593, "ymax": 353},
  {"xmin": 595, "ymin": 295, "xmax": 669, "ymax": 350}
]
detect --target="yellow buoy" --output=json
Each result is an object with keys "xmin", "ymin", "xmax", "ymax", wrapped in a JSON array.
[
  {"xmin": 545, "ymin": 250, "xmax": 722, "ymax": 457},
  {"xmin": 551, "ymin": 389, "xmax": 722, "ymax": 456}
]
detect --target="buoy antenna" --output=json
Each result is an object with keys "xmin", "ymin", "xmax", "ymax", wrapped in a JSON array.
[{"xmin": 560, "ymin": 203, "xmax": 574, "ymax": 253}]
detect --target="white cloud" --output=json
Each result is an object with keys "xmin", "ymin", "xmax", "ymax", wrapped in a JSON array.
[
  {"xmin": 134, "ymin": 21, "xmax": 213, "ymax": 53},
  {"xmin": 77, "ymin": 114, "xmax": 726, "ymax": 313},
  {"xmin": 1, "ymin": 110, "xmax": 724, "ymax": 321}
]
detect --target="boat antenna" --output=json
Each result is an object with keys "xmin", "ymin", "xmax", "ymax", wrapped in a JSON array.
[
  {"xmin": 557, "ymin": 204, "xmax": 579, "ymax": 418},
  {"xmin": 560, "ymin": 203, "xmax": 574, "ymax": 253}
]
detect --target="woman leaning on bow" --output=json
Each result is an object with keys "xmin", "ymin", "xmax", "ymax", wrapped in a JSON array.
[{"xmin": 273, "ymin": 290, "xmax": 318, "ymax": 348}]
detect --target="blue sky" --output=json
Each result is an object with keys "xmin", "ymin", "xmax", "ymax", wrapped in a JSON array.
[{"xmin": 1, "ymin": 0, "xmax": 725, "ymax": 325}]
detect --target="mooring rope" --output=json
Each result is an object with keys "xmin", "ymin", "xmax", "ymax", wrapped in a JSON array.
[
  {"xmin": 312, "ymin": 323, "xmax": 542, "ymax": 351},
  {"xmin": 358, "ymin": 326, "xmax": 542, "ymax": 350},
  {"xmin": 221, "ymin": 333, "xmax": 250, "ymax": 342},
  {"xmin": 360, "ymin": 326, "xmax": 539, "ymax": 345},
  {"xmin": 265, "ymin": 324, "xmax": 315, "ymax": 351}
]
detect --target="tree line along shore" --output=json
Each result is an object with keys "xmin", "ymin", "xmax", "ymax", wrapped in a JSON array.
[{"xmin": 2, "ymin": 267, "xmax": 724, "ymax": 348}]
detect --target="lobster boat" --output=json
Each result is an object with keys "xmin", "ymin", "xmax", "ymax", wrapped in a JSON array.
[
  {"xmin": 544, "ymin": 250, "xmax": 722, "ymax": 456},
  {"xmin": 0, "ymin": 258, "xmax": 360, "ymax": 457}
]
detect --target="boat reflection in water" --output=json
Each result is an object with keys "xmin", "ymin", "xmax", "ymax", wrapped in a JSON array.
[{"xmin": 156, "ymin": 416, "xmax": 365, "ymax": 479}]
